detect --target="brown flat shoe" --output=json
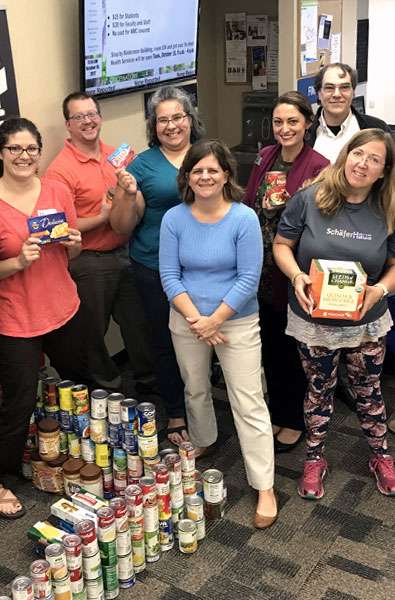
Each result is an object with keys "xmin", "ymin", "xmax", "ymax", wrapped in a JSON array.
[{"xmin": 253, "ymin": 512, "xmax": 278, "ymax": 529}]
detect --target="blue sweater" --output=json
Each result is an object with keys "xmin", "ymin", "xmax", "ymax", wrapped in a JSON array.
[{"xmin": 159, "ymin": 202, "xmax": 263, "ymax": 319}]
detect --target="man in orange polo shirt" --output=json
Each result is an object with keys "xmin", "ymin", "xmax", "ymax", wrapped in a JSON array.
[{"xmin": 45, "ymin": 92, "xmax": 156, "ymax": 394}]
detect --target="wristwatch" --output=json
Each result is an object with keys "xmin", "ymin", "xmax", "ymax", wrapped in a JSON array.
[{"xmin": 373, "ymin": 282, "xmax": 389, "ymax": 297}]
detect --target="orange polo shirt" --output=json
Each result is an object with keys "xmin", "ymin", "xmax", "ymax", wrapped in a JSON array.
[{"xmin": 45, "ymin": 139, "xmax": 129, "ymax": 251}]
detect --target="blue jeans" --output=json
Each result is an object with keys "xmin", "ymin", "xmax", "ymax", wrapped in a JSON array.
[{"xmin": 131, "ymin": 259, "xmax": 186, "ymax": 419}]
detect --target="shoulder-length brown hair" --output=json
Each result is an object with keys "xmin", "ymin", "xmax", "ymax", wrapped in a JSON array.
[
  {"xmin": 178, "ymin": 139, "xmax": 244, "ymax": 204},
  {"xmin": 312, "ymin": 129, "xmax": 395, "ymax": 233}
]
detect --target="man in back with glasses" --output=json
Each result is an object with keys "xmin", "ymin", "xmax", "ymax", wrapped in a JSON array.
[
  {"xmin": 45, "ymin": 92, "xmax": 156, "ymax": 396},
  {"xmin": 306, "ymin": 62, "xmax": 391, "ymax": 164}
]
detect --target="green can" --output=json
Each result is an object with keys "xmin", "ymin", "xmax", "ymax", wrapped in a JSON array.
[
  {"xmin": 59, "ymin": 431, "xmax": 68, "ymax": 454},
  {"xmin": 102, "ymin": 564, "xmax": 119, "ymax": 598},
  {"xmin": 98, "ymin": 539, "xmax": 117, "ymax": 566}
]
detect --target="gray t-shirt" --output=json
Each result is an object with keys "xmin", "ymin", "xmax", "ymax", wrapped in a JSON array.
[{"xmin": 277, "ymin": 184, "xmax": 395, "ymax": 326}]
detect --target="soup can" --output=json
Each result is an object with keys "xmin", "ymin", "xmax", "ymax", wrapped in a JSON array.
[
  {"xmin": 45, "ymin": 543, "xmax": 68, "ymax": 580},
  {"xmin": 30, "ymin": 560, "xmax": 51, "ymax": 599},
  {"xmin": 202, "ymin": 469, "xmax": 224, "ymax": 504},
  {"xmin": 11, "ymin": 577, "xmax": 33, "ymax": 600},
  {"xmin": 178, "ymin": 519, "xmax": 197, "ymax": 554},
  {"xmin": 120, "ymin": 399, "xmax": 138, "ymax": 427},
  {"xmin": 71, "ymin": 385, "xmax": 89, "ymax": 416},
  {"xmin": 57, "ymin": 380, "xmax": 74, "ymax": 411},
  {"xmin": 63, "ymin": 534, "xmax": 82, "ymax": 571},
  {"xmin": 90, "ymin": 417, "xmax": 107, "ymax": 444},
  {"xmin": 137, "ymin": 402, "xmax": 156, "ymax": 437},
  {"xmin": 107, "ymin": 393, "xmax": 125, "ymax": 425},
  {"xmin": 90, "ymin": 389, "xmax": 108, "ymax": 420}
]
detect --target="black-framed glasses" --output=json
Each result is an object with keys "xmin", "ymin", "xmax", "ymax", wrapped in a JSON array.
[
  {"xmin": 68, "ymin": 110, "xmax": 101, "ymax": 122},
  {"xmin": 3, "ymin": 145, "xmax": 41, "ymax": 157},
  {"xmin": 156, "ymin": 113, "xmax": 189, "ymax": 127}
]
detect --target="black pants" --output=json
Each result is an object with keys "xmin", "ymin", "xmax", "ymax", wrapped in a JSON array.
[
  {"xmin": 131, "ymin": 259, "xmax": 185, "ymax": 419},
  {"xmin": 69, "ymin": 248, "xmax": 156, "ymax": 392},
  {"xmin": 259, "ymin": 302, "xmax": 306, "ymax": 431},
  {"xmin": 0, "ymin": 310, "xmax": 90, "ymax": 475}
]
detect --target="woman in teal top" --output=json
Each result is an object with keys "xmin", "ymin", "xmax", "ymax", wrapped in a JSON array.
[{"xmin": 110, "ymin": 85, "xmax": 205, "ymax": 445}]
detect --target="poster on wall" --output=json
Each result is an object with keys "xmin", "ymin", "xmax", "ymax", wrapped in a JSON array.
[
  {"xmin": 225, "ymin": 13, "xmax": 247, "ymax": 83},
  {"xmin": 267, "ymin": 20, "xmax": 278, "ymax": 83},
  {"xmin": 252, "ymin": 47, "xmax": 267, "ymax": 90},
  {"xmin": 247, "ymin": 15, "xmax": 268, "ymax": 47},
  {"xmin": 0, "ymin": 7, "xmax": 19, "ymax": 123}
]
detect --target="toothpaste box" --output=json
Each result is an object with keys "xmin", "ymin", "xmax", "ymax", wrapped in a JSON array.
[
  {"xmin": 107, "ymin": 143, "xmax": 135, "ymax": 169},
  {"xmin": 309, "ymin": 259, "xmax": 367, "ymax": 320},
  {"xmin": 51, "ymin": 498, "xmax": 98, "ymax": 528},
  {"xmin": 28, "ymin": 212, "xmax": 69, "ymax": 244}
]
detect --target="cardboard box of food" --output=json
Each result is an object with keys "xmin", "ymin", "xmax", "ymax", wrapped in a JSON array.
[
  {"xmin": 309, "ymin": 259, "xmax": 367, "ymax": 320},
  {"xmin": 50, "ymin": 498, "xmax": 98, "ymax": 528},
  {"xmin": 28, "ymin": 211, "xmax": 69, "ymax": 244},
  {"xmin": 71, "ymin": 490, "xmax": 108, "ymax": 513}
]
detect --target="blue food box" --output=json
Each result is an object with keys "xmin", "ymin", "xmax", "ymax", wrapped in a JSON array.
[{"xmin": 27, "ymin": 212, "xmax": 69, "ymax": 244}]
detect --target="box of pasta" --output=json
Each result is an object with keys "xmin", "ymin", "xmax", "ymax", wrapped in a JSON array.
[
  {"xmin": 309, "ymin": 259, "xmax": 367, "ymax": 320},
  {"xmin": 27, "ymin": 212, "xmax": 69, "ymax": 244}
]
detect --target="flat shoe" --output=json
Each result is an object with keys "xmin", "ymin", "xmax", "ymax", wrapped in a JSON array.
[
  {"xmin": 275, "ymin": 432, "xmax": 304, "ymax": 454},
  {"xmin": 253, "ymin": 491, "xmax": 278, "ymax": 529}
]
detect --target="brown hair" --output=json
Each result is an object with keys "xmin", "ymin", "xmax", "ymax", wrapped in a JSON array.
[
  {"xmin": 314, "ymin": 62, "xmax": 357, "ymax": 94},
  {"xmin": 312, "ymin": 129, "xmax": 395, "ymax": 233},
  {"xmin": 178, "ymin": 139, "xmax": 244, "ymax": 204},
  {"xmin": 273, "ymin": 91, "xmax": 314, "ymax": 123}
]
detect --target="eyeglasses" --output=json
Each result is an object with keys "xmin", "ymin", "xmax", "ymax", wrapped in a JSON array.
[
  {"xmin": 349, "ymin": 148, "xmax": 385, "ymax": 168},
  {"xmin": 3, "ymin": 145, "xmax": 41, "ymax": 157},
  {"xmin": 321, "ymin": 83, "xmax": 353, "ymax": 95},
  {"xmin": 156, "ymin": 113, "xmax": 189, "ymax": 127},
  {"xmin": 68, "ymin": 110, "xmax": 101, "ymax": 122}
]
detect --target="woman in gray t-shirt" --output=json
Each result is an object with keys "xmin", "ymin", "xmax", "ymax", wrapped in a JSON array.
[{"xmin": 273, "ymin": 129, "xmax": 395, "ymax": 501}]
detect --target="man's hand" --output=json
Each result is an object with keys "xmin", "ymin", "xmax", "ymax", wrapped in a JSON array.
[{"xmin": 116, "ymin": 169, "xmax": 137, "ymax": 195}]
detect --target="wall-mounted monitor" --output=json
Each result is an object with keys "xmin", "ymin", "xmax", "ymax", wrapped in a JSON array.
[{"xmin": 80, "ymin": 0, "xmax": 200, "ymax": 99}]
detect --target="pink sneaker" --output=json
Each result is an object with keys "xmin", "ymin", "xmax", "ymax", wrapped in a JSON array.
[
  {"xmin": 369, "ymin": 455, "xmax": 395, "ymax": 496},
  {"xmin": 298, "ymin": 457, "xmax": 328, "ymax": 500}
]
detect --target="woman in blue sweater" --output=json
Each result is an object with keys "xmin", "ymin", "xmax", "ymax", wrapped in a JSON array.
[{"xmin": 159, "ymin": 140, "xmax": 276, "ymax": 528}]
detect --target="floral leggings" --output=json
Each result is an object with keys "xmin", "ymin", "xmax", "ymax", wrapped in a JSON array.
[{"xmin": 297, "ymin": 338, "xmax": 388, "ymax": 459}]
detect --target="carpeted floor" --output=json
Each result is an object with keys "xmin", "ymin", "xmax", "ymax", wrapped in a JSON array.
[{"xmin": 0, "ymin": 375, "xmax": 394, "ymax": 599}]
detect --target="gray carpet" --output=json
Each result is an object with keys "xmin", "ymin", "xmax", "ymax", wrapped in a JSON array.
[{"xmin": 0, "ymin": 376, "xmax": 394, "ymax": 599}]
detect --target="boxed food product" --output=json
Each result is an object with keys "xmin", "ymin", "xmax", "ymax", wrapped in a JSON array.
[
  {"xmin": 27, "ymin": 521, "xmax": 68, "ymax": 546},
  {"xmin": 51, "ymin": 498, "xmax": 98, "ymax": 528},
  {"xmin": 71, "ymin": 490, "xmax": 108, "ymax": 513},
  {"xmin": 28, "ymin": 212, "xmax": 69, "ymax": 244},
  {"xmin": 107, "ymin": 143, "xmax": 135, "ymax": 169},
  {"xmin": 309, "ymin": 259, "xmax": 367, "ymax": 320},
  {"xmin": 262, "ymin": 171, "xmax": 290, "ymax": 207}
]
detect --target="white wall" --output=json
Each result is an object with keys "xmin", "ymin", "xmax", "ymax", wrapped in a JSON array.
[{"xmin": 366, "ymin": 0, "xmax": 395, "ymax": 123}]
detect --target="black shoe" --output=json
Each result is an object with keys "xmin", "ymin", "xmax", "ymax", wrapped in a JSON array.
[{"xmin": 275, "ymin": 432, "xmax": 304, "ymax": 453}]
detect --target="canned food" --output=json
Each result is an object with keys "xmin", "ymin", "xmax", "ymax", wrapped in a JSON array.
[
  {"xmin": 71, "ymin": 385, "xmax": 89, "ymax": 415},
  {"xmin": 157, "ymin": 492, "xmax": 172, "ymax": 521},
  {"xmin": 81, "ymin": 438, "xmax": 95, "ymax": 463},
  {"xmin": 73, "ymin": 413, "xmax": 90, "ymax": 439},
  {"xmin": 137, "ymin": 402, "xmax": 156, "ymax": 437},
  {"xmin": 171, "ymin": 505, "xmax": 185, "ymax": 536},
  {"xmin": 127, "ymin": 454, "xmax": 143, "ymax": 479},
  {"xmin": 138, "ymin": 434, "xmax": 158, "ymax": 459},
  {"xmin": 75, "ymin": 520, "xmax": 98, "ymax": 558},
  {"xmin": 143, "ymin": 503, "xmax": 159, "ymax": 532},
  {"xmin": 101, "ymin": 465, "xmax": 114, "ymax": 495},
  {"xmin": 63, "ymin": 534, "xmax": 82, "ymax": 571},
  {"xmin": 30, "ymin": 559, "xmax": 51, "ymax": 599},
  {"xmin": 204, "ymin": 500, "xmax": 225, "ymax": 521},
  {"xmin": 196, "ymin": 518, "xmax": 206, "ymax": 541},
  {"xmin": 82, "ymin": 550, "xmax": 102, "ymax": 580},
  {"xmin": 185, "ymin": 495, "xmax": 204, "ymax": 521},
  {"xmin": 159, "ymin": 518, "xmax": 174, "ymax": 551},
  {"xmin": 90, "ymin": 417, "xmax": 108, "ymax": 444},
  {"xmin": 52, "ymin": 575, "xmax": 72, "ymax": 599},
  {"xmin": 45, "ymin": 543, "xmax": 68, "ymax": 580},
  {"xmin": 163, "ymin": 453, "xmax": 182, "ymax": 485},
  {"xmin": 169, "ymin": 481, "xmax": 184, "ymax": 508},
  {"xmin": 59, "ymin": 409, "xmax": 73, "ymax": 433},
  {"xmin": 179, "ymin": 441, "xmax": 195, "ymax": 473},
  {"xmin": 108, "ymin": 423, "xmax": 123, "ymax": 448},
  {"xmin": 143, "ymin": 455, "xmax": 161, "ymax": 477},
  {"xmin": 102, "ymin": 565, "xmax": 119, "ymax": 598},
  {"xmin": 116, "ymin": 529, "xmax": 132, "ymax": 556},
  {"xmin": 113, "ymin": 448, "xmax": 127, "ymax": 472},
  {"xmin": 159, "ymin": 447, "xmax": 177, "ymax": 460},
  {"xmin": 90, "ymin": 389, "xmax": 108, "ymax": 420},
  {"xmin": 131, "ymin": 536, "xmax": 145, "ymax": 573},
  {"xmin": 124, "ymin": 484, "xmax": 143, "ymax": 519},
  {"xmin": 69, "ymin": 567, "xmax": 83, "ymax": 583},
  {"xmin": 59, "ymin": 430, "xmax": 69, "ymax": 454},
  {"xmin": 98, "ymin": 539, "xmax": 117, "ymax": 567},
  {"xmin": 97, "ymin": 507, "xmax": 116, "ymax": 542},
  {"xmin": 121, "ymin": 425, "xmax": 138, "ymax": 453},
  {"xmin": 95, "ymin": 443, "xmax": 110, "ymax": 468},
  {"xmin": 182, "ymin": 471, "xmax": 196, "ymax": 496},
  {"xmin": 11, "ymin": 576, "xmax": 33, "ymax": 600},
  {"xmin": 67, "ymin": 433, "xmax": 81, "ymax": 458},
  {"xmin": 57, "ymin": 380, "xmax": 74, "ymax": 411},
  {"xmin": 144, "ymin": 529, "xmax": 161, "ymax": 562},
  {"xmin": 44, "ymin": 405, "xmax": 60, "ymax": 422},
  {"xmin": 117, "ymin": 553, "xmax": 135, "ymax": 587},
  {"xmin": 109, "ymin": 497, "xmax": 128, "ymax": 532},
  {"xmin": 139, "ymin": 476, "xmax": 157, "ymax": 507},
  {"xmin": 202, "ymin": 469, "xmax": 224, "ymax": 504},
  {"xmin": 113, "ymin": 469, "xmax": 127, "ymax": 496},
  {"xmin": 120, "ymin": 398, "xmax": 138, "ymax": 426},
  {"xmin": 107, "ymin": 393, "xmax": 125, "ymax": 425},
  {"xmin": 85, "ymin": 577, "xmax": 104, "ymax": 600},
  {"xmin": 178, "ymin": 519, "xmax": 197, "ymax": 554}
]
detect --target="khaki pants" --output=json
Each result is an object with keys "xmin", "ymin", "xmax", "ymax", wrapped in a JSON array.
[{"xmin": 169, "ymin": 309, "xmax": 274, "ymax": 490}]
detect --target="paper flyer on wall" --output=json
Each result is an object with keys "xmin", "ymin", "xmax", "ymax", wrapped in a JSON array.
[
  {"xmin": 247, "ymin": 15, "xmax": 268, "ymax": 47},
  {"xmin": 0, "ymin": 8, "xmax": 19, "ymax": 123},
  {"xmin": 225, "ymin": 12, "xmax": 247, "ymax": 83},
  {"xmin": 300, "ymin": 2, "xmax": 318, "ymax": 62},
  {"xmin": 318, "ymin": 14, "xmax": 333, "ymax": 50},
  {"xmin": 267, "ymin": 20, "xmax": 278, "ymax": 82},
  {"xmin": 252, "ymin": 46, "xmax": 267, "ymax": 90}
]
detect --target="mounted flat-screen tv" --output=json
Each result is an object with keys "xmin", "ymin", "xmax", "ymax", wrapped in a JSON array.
[{"xmin": 80, "ymin": 0, "xmax": 200, "ymax": 99}]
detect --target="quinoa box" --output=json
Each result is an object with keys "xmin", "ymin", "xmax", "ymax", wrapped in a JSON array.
[
  {"xmin": 309, "ymin": 259, "xmax": 367, "ymax": 320},
  {"xmin": 27, "ymin": 211, "xmax": 69, "ymax": 244}
]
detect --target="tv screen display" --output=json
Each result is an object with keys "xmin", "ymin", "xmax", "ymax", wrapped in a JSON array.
[{"xmin": 80, "ymin": 0, "xmax": 200, "ymax": 99}]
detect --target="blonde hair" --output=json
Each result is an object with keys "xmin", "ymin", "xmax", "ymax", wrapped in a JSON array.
[{"xmin": 312, "ymin": 129, "xmax": 395, "ymax": 234}]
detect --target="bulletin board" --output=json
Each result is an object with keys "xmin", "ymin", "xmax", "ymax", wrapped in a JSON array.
[{"xmin": 297, "ymin": 0, "xmax": 343, "ymax": 79}]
